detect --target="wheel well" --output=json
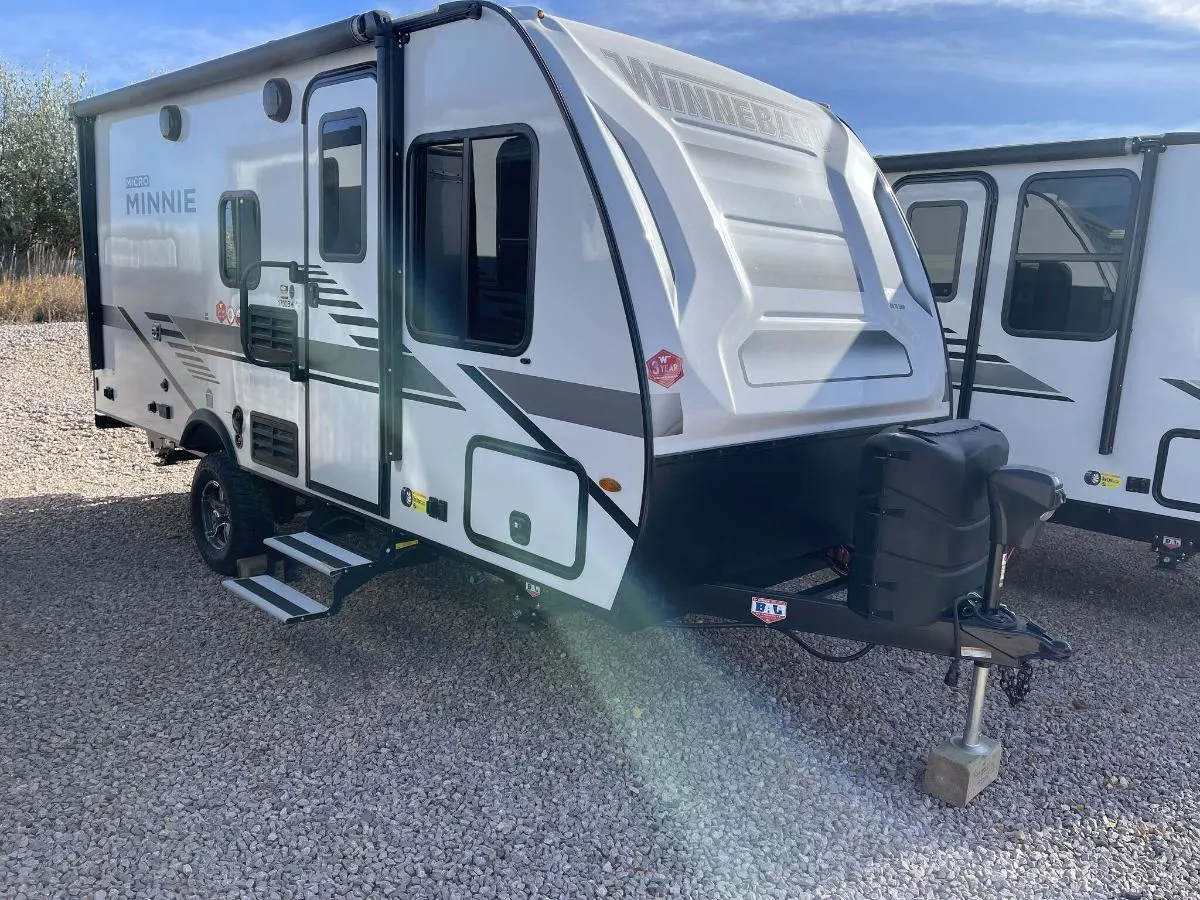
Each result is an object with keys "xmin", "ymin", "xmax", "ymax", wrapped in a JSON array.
[{"xmin": 181, "ymin": 410, "xmax": 235, "ymax": 458}]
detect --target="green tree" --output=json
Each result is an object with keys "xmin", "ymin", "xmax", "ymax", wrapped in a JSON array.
[{"xmin": 0, "ymin": 60, "xmax": 87, "ymax": 254}]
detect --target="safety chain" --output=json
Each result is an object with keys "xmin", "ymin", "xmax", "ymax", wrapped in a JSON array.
[{"xmin": 998, "ymin": 660, "xmax": 1034, "ymax": 706}]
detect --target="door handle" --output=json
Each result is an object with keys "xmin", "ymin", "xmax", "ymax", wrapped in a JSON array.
[{"xmin": 306, "ymin": 282, "xmax": 321, "ymax": 308}]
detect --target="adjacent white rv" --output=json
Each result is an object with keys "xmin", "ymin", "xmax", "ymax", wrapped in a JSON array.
[
  {"xmin": 881, "ymin": 134, "xmax": 1200, "ymax": 568},
  {"xmin": 73, "ymin": 1, "xmax": 1070, "ymax": 775}
]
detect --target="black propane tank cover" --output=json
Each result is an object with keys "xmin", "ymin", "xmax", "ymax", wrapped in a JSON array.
[
  {"xmin": 262, "ymin": 78, "xmax": 292, "ymax": 123},
  {"xmin": 846, "ymin": 420, "xmax": 1010, "ymax": 627},
  {"xmin": 159, "ymin": 105, "xmax": 183, "ymax": 141}
]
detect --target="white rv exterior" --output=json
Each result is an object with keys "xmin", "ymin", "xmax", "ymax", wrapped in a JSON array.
[
  {"xmin": 71, "ymin": 1, "xmax": 1070, "ymax": 731},
  {"xmin": 75, "ymin": 3, "xmax": 947, "ymax": 612},
  {"xmin": 881, "ymin": 134, "xmax": 1200, "ymax": 565}
]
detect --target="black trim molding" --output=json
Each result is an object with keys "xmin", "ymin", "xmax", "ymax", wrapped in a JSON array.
[
  {"xmin": 76, "ymin": 116, "xmax": 104, "ymax": 371},
  {"xmin": 878, "ymin": 137, "xmax": 1134, "ymax": 173},
  {"xmin": 1153, "ymin": 429, "xmax": 1200, "ymax": 513}
]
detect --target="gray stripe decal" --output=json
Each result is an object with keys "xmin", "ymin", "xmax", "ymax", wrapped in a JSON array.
[
  {"xmin": 951, "ymin": 358, "xmax": 1063, "ymax": 396},
  {"xmin": 650, "ymin": 393, "xmax": 683, "ymax": 437},
  {"xmin": 101, "ymin": 304, "xmax": 131, "ymax": 329},
  {"xmin": 1164, "ymin": 378, "xmax": 1200, "ymax": 401},
  {"xmin": 117, "ymin": 307, "xmax": 196, "ymax": 412},
  {"xmin": 329, "ymin": 313, "xmax": 378, "ymax": 328},
  {"xmin": 972, "ymin": 361, "xmax": 1061, "ymax": 395},
  {"xmin": 308, "ymin": 341, "xmax": 378, "ymax": 384},
  {"xmin": 481, "ymin": 368, "xmax": 644, "ymax": 438},
  {"xmin": 403, "ymin": 354, "xmax": 454, "ymax": 398},
  {"xmin": 173, "ymin": 317, "xmax": 242, "ymax": 353}
]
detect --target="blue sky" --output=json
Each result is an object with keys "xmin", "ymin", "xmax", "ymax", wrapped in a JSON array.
[{"xmin": 2, "ymin": 0, "xmax": 1196, "ymax": 154}]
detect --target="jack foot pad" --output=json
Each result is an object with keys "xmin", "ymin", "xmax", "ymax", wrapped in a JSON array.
[{"xmin": 924, "ymin": 736, "xmax": 1002, "ymax": 806}]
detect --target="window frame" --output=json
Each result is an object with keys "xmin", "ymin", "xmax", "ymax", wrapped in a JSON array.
[
  {"xmin": 1001, "ymin": 167, "xmax": 1140, "ymax": 342},
  {"xmin": 405, "ymin": 123, "xmax": 539, "ymax": 357},
  {"xmin": 317, "ymin": 107, "xmax": 369, "ymax": 264},
  {"xmin": 906, "ymin": 199, "xmax": 968, "ymax": 303},
  {"xmin": 217, "ymin": 190, "xmax": 261, "ymax": 290}
]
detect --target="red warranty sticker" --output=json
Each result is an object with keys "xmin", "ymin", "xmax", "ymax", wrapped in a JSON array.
[
  {"xmin": 647, "ymin": 349, "xmax": 684, "ymax": 389},
  {"xmin": 751, "ymin": 597, "xmax": 787, "ymax": 624},
  {"xmin": 215, "ymin": 301, "xmax": 240, "ymax": 326}
]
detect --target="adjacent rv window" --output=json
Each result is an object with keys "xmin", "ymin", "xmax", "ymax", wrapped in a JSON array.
[
  {"xmin": 319, "ymin": 109, "xmax": 367, "ymax": 263},
  {"xmin": 1003, "ymin": 170, "xmax": 1137, "ymax": 340},
  {"xmin": 409, "ymin": 128, "xmax": 537, "ymax": 354},
  {"xmin": 907, "ymin": 201, "xmax": 967, "ymax": 302},
  {"xmin": 218, "ymin": 192, "xmax": 261, "ymax": 290}
]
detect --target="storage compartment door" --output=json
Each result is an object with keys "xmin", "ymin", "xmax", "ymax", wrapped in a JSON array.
[{"xmin": 464, "ymin": 438, "xmax": 587, "ymax": 579}]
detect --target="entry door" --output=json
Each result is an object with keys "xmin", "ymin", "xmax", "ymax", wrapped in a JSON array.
[
  {"xmin": 895, "ymin": 176, "xmax": 992, "ymax": 417},
  {"xmin": 304, "ymin": 71, "xmax": 381, "ymax": 509}
]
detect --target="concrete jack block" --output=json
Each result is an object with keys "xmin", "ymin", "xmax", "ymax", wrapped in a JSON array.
[
  {"xmin": 236, "ymin": 554, "xmax": 268, "ymax": 578},
  {"xmin": 924, "ymin": 736, "xmax": 1003, "ymax": 806}
]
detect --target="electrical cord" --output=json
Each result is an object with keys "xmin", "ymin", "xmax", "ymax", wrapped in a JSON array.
[
  {"xmin": 780, "ymin": 630, "xmax": 875, "ymax": 663},
  {"xmin": 664, "ymin": 620, "xmax": 875, "ymax": 663}
]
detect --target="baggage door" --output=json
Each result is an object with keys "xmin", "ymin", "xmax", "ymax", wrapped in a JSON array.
[
  {"xmin": 895, "ymin": 175, "xmax": 995, "ymax": 417},
  {"xmin": 303, "ymin": 69, "xmax": 382, "ymax": 511}
]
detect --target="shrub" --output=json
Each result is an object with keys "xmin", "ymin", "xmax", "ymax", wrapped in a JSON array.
[{"xmin": 0, "ymin": 60, "xmax": 87, "ymax": 255}]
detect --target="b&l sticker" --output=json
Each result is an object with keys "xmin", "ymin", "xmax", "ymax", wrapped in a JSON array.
[
  {"xmin": 1084, "ymin": 470, "xmax": 1121, "ymax": 489},
  {"xmin": 400, "ymin": 486, "xmax": 428, "ymax": 513},
  {"xmin": 525, "ymin": 582, "xmax": 542, "ymax": 599},
  {"xmin": 751, "ymin": 597, "xmax": 787, "ymax": 624}
]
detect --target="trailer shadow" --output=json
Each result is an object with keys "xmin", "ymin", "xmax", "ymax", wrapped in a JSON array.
[{"xmin": 3, "ymin": 494, "xmax": 1198, "ymax": 896}]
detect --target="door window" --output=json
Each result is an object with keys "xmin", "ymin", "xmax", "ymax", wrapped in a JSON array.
[
  {"xmin": 409, "ymin": 129, "xmax": 536, "ymax": 354},
  {"xmin": 1003, "ymin": 171, "xmax": 1137, "ymax": 340},
  {"xmin": 907, "ymin": 201, "xmax": 967, "ymax": 301},
  {"xmin": 319, "ymin": 109, "xmax": 367, "ymax": 262}
]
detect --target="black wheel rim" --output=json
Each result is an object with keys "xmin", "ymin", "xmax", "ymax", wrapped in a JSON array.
[{"xmin": 200, "ymin": 479, "xmax": 231, "ymax": 551}]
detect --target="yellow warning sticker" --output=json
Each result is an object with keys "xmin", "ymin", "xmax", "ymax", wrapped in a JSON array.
[
  {"xmin": 1085, "ymin": 470, "xmax": 1122, "ymax": 489},
  {"xmin": 401, "ymin": 486, "xmax": 427, "ymax": 513}
]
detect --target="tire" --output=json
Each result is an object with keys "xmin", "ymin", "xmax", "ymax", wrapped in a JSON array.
[{"xmin": 190, "ymin": 451, "xmax": 275, "ymax": 575}]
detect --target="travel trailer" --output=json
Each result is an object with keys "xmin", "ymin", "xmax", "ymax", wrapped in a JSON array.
[
  {"xmin": 881, "ymin": 134, "xmax": 1200, "ymax": 568},
  {"xmin": 73, "ymin": 2, "xmax": 1071, "ymax": 794}
]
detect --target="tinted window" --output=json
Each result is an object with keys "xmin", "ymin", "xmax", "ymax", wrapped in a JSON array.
[
  {"xmin": 410, "ymin": 132, "xmax": 535, "ymax": 353},
  {"xmin": 1016, "ymin": 175, "xmax": 1133, "ymax": 256},
  {"xmin": 907, "ymin": 202, "xmax": 966, "ymax": 301},
  {"xmin": 319, "ymin": 110, "xmax": 366, "ymax": 262},
  {"xmin": 1004, "ymin": 171, "xmax": 1136, "ymax": 340},
  {"xmin": 218, "ymin": 192, "xmax": 261, "ymax": 290}
]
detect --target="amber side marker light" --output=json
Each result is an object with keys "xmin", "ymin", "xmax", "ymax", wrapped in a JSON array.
[{"xmin": 599, "ymin": 478, "xmax": 622, "ymax": 493}]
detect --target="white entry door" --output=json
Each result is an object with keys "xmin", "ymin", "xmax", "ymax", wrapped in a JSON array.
[{"xmin": 304, "ymin": 69, "xmax": 382, "ymax": 510}]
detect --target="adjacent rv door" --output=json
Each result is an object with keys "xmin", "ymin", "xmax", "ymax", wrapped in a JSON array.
[
  {"xmin": 894, "ymin": 175, "xmax": 994, "ymax": 417},
  {"xmin": 303, "ymin": 69, "xmax": 382, "ymax": 510},
  {"xmin": 898, "ymin": 160, "xmax": 1145, "ymax": 489}
]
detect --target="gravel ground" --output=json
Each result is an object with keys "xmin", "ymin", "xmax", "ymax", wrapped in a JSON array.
[{"xmin": 2, "ymin": 322, "xmax": 1199, "ymax": 899}]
